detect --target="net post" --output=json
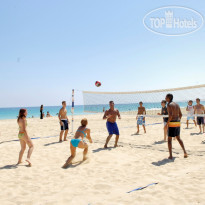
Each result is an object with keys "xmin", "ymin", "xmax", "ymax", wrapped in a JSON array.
[{"xmin": 71, "ymin": 89, "xmax": 74, "ymax": 133}]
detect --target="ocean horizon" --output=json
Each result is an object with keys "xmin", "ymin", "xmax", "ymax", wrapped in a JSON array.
[{"xmin": 1, "ymin": 101, "xmax": 204, "ymax": 120}]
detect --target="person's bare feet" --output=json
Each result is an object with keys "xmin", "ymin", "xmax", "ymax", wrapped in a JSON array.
[
  {"xmin": 184, "ymin": 153, "xmax": 188, "ymax": 158},
  {"xmin": 114, "ymin": 144, "xmax": 118, "ymax": 148},
  {"xmin": 59, "ymin": 140, "xmax": 63, "ymax": 143},
  {"xmin": 26, "ymin": 159, "xmax": 32, "ymax": 167},
  {"xmin": 168, "ymin": 156, "xmax": 173, "ymax": 159},
  {"xmin": 83, "ymin": 156, "xmax": 88, "ymax": 161},
  {"xmin": 64, "ymin": 138, "xmax": 68, "ymax": 141},
  {"xmin": 17, "ymin": 161, "xmax": 22, "ymax": 165},
  {"xmin": 62, "ymin": 162, "xmax": 70, "ymax": 169}
]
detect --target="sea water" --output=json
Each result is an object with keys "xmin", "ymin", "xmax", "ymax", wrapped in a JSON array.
[{"xmin": 1, "ymin": 101, "xmax": 204, "ymax": 120}]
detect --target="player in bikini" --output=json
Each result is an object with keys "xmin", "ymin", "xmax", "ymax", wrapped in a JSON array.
[
  {"xmin": 62, "ymin": 118, "xmax": 92, "ymax": 168},
  {"xmin": 17, "ymin": 109, "xmax": 34, "ymax": 167},
  {"xmin": 103, "ymin": 101, "xmax": 121, "ymax": 148}
]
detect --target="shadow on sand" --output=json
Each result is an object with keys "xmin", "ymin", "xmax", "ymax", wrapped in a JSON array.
[
  {"xmin": 190, "ymin": 132, "xmax": 203, "ymax": 136},
  {"xmin": 63, "ymin": 161, "xmax": 84, "ymax": 169},
  {"xmin": 62, "ymin": 159, "xmax": 90, "ymax": 169},
  {"xmin": 151, "ymin": 157, "xmax": 176, "ymax": 166},
  {"xmin": 0, "ymin": 164, "xmax": 18, "ymax": 170},
  {"xmin": 0, "ymin": 139, "xmax": 19, "ymax": 145},
  {"xmin": 44, "ymin": 141, "xmax": 63, "ymax": 146},
  {"xmin": 92, "ymin": 147, "xmax": 115, "ymax": 153},
  {"xmin": 131, "ymin": 133, "xmax": 142, "ymax": 136},
  {"xmin": 153, "ymin": 140, "xmax": 166, "ymax": 145}
]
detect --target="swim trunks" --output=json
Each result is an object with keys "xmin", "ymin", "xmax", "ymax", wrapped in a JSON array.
[
  {"xmin": 187, "ymin": 116, "xmax": 195, "ymax": 121},
  {"xmin": 197, "ymin": 117, "xmax": 204, "ymax": 125},
  {"xmin": 168, "ymin": 121, "xmax": 181, "ymax": 137},
  {"xmin": 106, "ymin": 121, "xmax": 119, "ymax": 135},
  {"xmin": 137, "ymin": 116, "xmax": 145, "ymax": 125},
  {"xmin": 61, "ymin": 119, "xmax": 69, "ymax": 130}
]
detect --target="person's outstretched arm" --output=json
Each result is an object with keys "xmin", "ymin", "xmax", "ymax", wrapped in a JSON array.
[{"xmin": 86, "ymin": 129, "xmax": 93, "ymax": 143}]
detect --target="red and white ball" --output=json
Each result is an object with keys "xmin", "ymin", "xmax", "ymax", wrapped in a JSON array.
[{"xmin": 95, "ymin": 81, "xmax": 101, "ymax": 87}]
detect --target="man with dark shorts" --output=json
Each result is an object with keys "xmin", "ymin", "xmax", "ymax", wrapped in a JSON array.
[
  {"xmin": 157, "ymin": 100, "xmax": 168, "ymax": 141},
  {"xmin": 194, "ymin": 98, "xmax": 205, "ymax": 133},
  {"xmin": 165, "ymin": 94, "xmax": 188, "ymax": 159},
  {"xmin": 58, "ymin": 101, "xmax": 70, "ymax": 142},
  {"xmin": 103, "ymin": 101, "xmax": 121, "ymax": 148}
]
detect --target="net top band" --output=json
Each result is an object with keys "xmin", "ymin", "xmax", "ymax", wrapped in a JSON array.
[{"xmin": 83, "ymin": 84, "xmax": 205, "ymax": 94}]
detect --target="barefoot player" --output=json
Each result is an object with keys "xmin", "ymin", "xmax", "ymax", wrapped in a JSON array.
[
  {"xmin": 58, "ymin": 101, "xmax": 70, "ymax": 142},
  {"xmin": 62, "ymin": 118, "xmax": 92, "ymax": 168},
  {"xmin": 157, "ymin": 100, "xmax": 168, "ymax": 141},
  {"xmin": 103, "ymin": 101, "xmax": 121, "ymax": 148},
  {"xmin": 136, "ymin": 102, "xmax": 146, "ymax": 134},
  {"xmin": 165, "ymin": 94, "xmax": 188, "ymax": 159},
  {"xmin": 186, "ymin": 100, "xmax": 196, "ymax": 128},
  {"xmin": 194, "ymin": 98, "xmax": 205, "ymax": 133}
]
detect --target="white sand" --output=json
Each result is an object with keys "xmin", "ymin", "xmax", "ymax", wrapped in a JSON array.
[{"xmin": 0, "ymin": 114, "xmax": 205, "ymax": 205}]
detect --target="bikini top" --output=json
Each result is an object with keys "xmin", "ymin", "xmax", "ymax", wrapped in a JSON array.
[{"xmin": 76, "ymin": 128, "xmax": 87, "ymax": 138}]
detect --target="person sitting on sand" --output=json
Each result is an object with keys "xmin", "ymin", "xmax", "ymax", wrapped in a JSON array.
[
  {"xmin": 58, "ymin": 101, "xmax": 70, "ymax": 142},
  {"xmin": 17, "ymin": 109, "xmax": 34, "ymax": 167},
  {"xmin": 186, "ymin": 100, "xmax": 196, "ymax": 129},
  {"xmin": 165, "ymin": 94, "xmax": 188, "ymax": 159},
  {"xmin": 157, "ymin": 100, "xmax": 168, "ymax": 141},
  {"xmin": 194, "ymin": 98, "xmax": 205, "ymax": 133},
  {"xmin": 46, "ymin": 111, "xmax": 52, "ymax": 117},
  {"xmin": 103, "ymin": 101, "xmax": 121, "ymax": 148},
  {"xmin": 136, "ymin": 102, "xmax": 146, "ymax": 134},
  {"xmin": 62, "ymin": 118, "xmax": 92, "ymax": 168}
]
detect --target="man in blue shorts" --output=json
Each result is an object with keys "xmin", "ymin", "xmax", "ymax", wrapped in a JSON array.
[
  {"xmin": 103, "ymin": 101, "xmax": 121, "ymax": 148},
  {"xmin": 136, "ymin": 102, "xmax": 146, "ymax": 134}
]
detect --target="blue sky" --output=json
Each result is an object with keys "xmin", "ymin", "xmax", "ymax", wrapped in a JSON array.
[{"xmin": 0, "ymin": 0, "xmax": 205, "ymax": 107}]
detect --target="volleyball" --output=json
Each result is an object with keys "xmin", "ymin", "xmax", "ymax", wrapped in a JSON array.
[{"xmin": 95, "ymin": 81, "xmax": 101, "ymax": 87}]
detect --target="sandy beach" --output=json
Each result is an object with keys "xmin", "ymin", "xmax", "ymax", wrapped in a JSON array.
[{"xmin": 0, "ymin": 114, "xmax": 205, "ymax": 205}]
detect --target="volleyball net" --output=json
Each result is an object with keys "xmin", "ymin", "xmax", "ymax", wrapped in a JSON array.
[{"xmin": 82, "ymin": 84, "xmax": 205, "ymax": 117}]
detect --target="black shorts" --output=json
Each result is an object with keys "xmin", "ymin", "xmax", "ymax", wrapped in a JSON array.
[
  {"xmin": 168, "ymin": 127, "xmax": 180, "ymax": 137},
  {"xmin": 61, "ymin": 120, "xmax": 69, "ymax": 130},
  {"xmin": 163, "ymin": 117, "xmax": 168, "ymax": 123},
  {"xmin": 197, "ymin": 117, "xmax": 204, "ymax": 125},
  {"xmin": 168, "ymin": 121, "xmax": 181, "ymax": 137}
]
